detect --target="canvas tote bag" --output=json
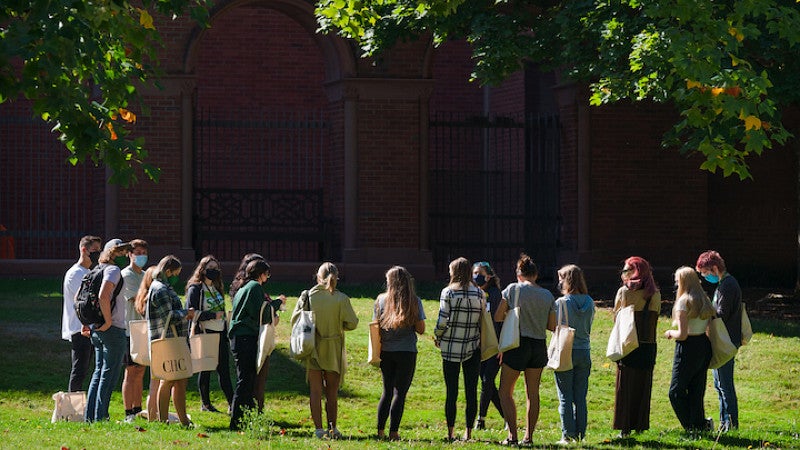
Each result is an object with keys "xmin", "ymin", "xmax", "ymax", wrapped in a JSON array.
[
  {"xmin": 290, "ymin": 290, "xmax": 316, "ymax": 360},
  {"xmin": 257, "ymin": 301, "xmax": 277, "ymax": 373},
  {"xmin": 190, "ymin": 317, "xmax": 220, "ymax": 374},
  {"xmin": 480, "ymin": 300, "xmax": 499, "ymax": 361},
  {"xmin": 741, "ymin": 303, "xmax": 753, "ymax": 345},
  {"xmin": 51, "ymin": 391, "xmax": 85, "ymax": 422},
  {"xmin": 498, "ymin": 286, "xmax": 521, "ymax": 353},
  {"xmin": 150, "ymin": 311, "xmax": 193, "ymax": 381},
  {"xmin": 606, "ymin": 304, "xmax": 639, "ymax": 361},
  {"xmin": 547, "ymin": 299, "xmax": 575, "ymax": 371},
  {"xmin": 129, "ymin": 292, "xmax": 151, "ymax": 365},
  {"xmin": 707, "ymin": 315, "xmax": 738, "ymax": 369},
  {"xmin": 367, "ymin": 301, "xmax": 382, "ymax": 366}
]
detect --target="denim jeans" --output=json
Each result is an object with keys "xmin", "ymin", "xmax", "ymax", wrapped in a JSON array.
[
  {"xmin": 85, "ymin": 326, "xmax": 126, "ymax": 422},
  {"xmin": 713, "ymin": 357, "xmax": 738, "ymax": 429},
  {"xmin": 555, "ymin": 348, "xmax": 592, "ymax": 439}
]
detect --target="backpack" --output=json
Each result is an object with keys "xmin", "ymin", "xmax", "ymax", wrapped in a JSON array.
[{"xmin": 74, "ymin": 264, "xmax": 122, "ymax": 326}]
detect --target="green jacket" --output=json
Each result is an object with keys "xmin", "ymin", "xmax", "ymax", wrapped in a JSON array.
[{"xmin": 229, "ymin": 280, "xmax": 264, "ymax": 337}]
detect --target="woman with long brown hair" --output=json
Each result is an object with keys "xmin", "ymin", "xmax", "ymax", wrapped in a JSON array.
[
  {"xmin": 374, "ymin": 266, "xmax": 426, "ymax": 440},
  {"xmin": 612, "ymin": 256, "xmax": 661, "ymax": 438}
]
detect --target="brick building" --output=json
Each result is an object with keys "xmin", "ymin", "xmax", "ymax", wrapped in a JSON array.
[{"xmin": 1, "ymin": 0, "xmax": 797, "ymax": 289}]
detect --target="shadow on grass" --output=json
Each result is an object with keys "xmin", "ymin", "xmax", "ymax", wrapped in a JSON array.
[{"xmin": 264, "ymin": 349, "xmax": 357, "ymax": 398}]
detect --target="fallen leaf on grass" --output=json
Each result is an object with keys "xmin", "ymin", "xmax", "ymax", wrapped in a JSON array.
[
  {"xmin": 172, "ymin": 440, "xmax": 189, "ymax": 446},
  {"xmin": 135, "ymin": 426, "xmax": 147, "ymax": 432},
  {"xmin": 197, "ymin": 433, "xmax": 209, "ymax": 438}
]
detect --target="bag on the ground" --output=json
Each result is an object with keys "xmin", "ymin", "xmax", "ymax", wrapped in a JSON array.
[
  {"xmin": 547, "ymin": 300, "xmax": 575, "ymax": 371},
  {"xmin": 150, "ymin": 312, "xmax": 193, "ymax": 380},
  {"xmin": 606, "ymin": 304, "xmax": 638, "ymax": 361},
  {"xmin": 190, "ymin": 317, "xmax": 219, "ymax": 374},
  {"xmin": 498, "ymin": 286, "xmax": 521, "ymax": 353},
  {"xmin": 479, "ymin": 301, "xmax": 499, "ymax": 361},
  {"xmin": 257, "ymin": 302, "xmax": 277, "ymax": 372},
  {"xmin": 741, "ymin": 303, "xmax": 753, "ymax": 345},
  {"xmin": 707, "ymin": 316, "xmax": 737, "ymax": 369},
  {"xmin": 74, "ymin": 264, "xmax": 121, "ymax": 326},
  {"xmin": 290, "ymin": 290, "xmax": 316, "ymax": 360},
  {"xmin": 51, "ymin": 391, "xmax": 86, "ymax": 422}
]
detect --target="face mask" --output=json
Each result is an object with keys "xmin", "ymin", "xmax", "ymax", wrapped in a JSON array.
[
  {"xmin": 133, "ymin": 254, "xmax": 148, "ymax": 268},
  {"xmin": 473, "ymin": 274, "xmax": 486, "ymax": 286},
  {"xmin": 703, "ymin": 274, "xmax": 720, "ymax": 284},
  {"xmin": 114, "ymin": 256, "xmax": 129, "ymax": 268},
  {"xmin": 205, "ymin": 268, "xmax": 220, "ymax": 282},
  {"xmin": 167, "ymin": 275, "xmax": 181, "ymax": 288},
  {"xmin": 89, "ymin": 251, "xmax": 100, "ymax": 267}
]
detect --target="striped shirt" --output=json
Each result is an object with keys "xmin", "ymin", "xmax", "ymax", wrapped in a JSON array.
[{"xmin": 434, "ymin": 285, "xmax": 483, "ymax": 362}]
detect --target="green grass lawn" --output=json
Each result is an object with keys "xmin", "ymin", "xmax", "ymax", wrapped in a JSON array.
[{"xmin": 0, "ymin": 278, "xmax": 798, "ymax": 449}]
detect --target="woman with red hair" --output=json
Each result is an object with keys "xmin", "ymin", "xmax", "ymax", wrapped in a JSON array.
[{"xmin": 612, "ymin": 256, "xmax": 661, "ymax": 438}]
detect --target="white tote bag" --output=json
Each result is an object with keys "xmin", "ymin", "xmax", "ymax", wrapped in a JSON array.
[
  {"xmin": 190, "ymin": 318, "xmax": 220, "ymax": 374},
  {"xmin": 479, "ymin": 302, "xmax": 499, "ymax": 361},
  {"xmin": 498, "ymin": 286, "xmax": 521, "ymax": 353},
  {"xmin": 129, "ymin": 319, "xmax": 150, "ymax": 365},
  {"xmin": 708, "ymin": 316, "xmax": 738, "ymax": 369},
  {"xmin": 150, "ymin": 312, "xmax": 193, "ymax": 381},
  {"xmin": 606, "ymin": 304, "xmax": 639, "ymax": 361},
  {"xmin": 367, "ymin": 302, "xmax": 382, "ymax": 366},
  {"xmin": 257, "ymin": 302, "xmax": 277, "ymax": 372},
  {"xmin": 290, "ymin": 291, "xmax": 316, "ymax": 360},
  {"xmin": 51, "ymin": 391, "xmax": 86, "ymax": 422},
  {"xmin": 547, "ymin": 300, "xmax": 575, "ymax": 371},
  {"xmin": 740, "ymin": 303, "xmax": 753, "ymax": 345}
]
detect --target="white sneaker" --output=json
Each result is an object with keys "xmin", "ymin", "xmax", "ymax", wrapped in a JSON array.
[
  {"xmin": 124, "ymin": 414, "xmax": 136, "ymax": 423},
  {"xmin": 556, "ymin": 438, "xmax": 572, "ymax": 446}
]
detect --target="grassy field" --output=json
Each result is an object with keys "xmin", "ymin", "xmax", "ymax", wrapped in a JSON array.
[{"xmin": 0, "ymin": 278, "xmax": 798, "ymax": 449}]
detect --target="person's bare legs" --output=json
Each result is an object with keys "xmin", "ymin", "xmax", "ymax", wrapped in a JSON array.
[
  {"xmin": 122, "ymin": 365, "xmax": 146, "ymax": 412},
  {"xmin": 172, "ymin": 378, "xmax": 190, "ymax": 426},
  {"xmin": 522, "ymin": 368, "xmax": 544, "ymax": 442},
  {"xmin": 146, "ymin": 376, "xmax": 159, "ymax": 421},
  {"xmin": 498, "ymin": 364, "xmax": 521, "ymax": 442},
  {"xmin": 157, "ymin": 379, "xmax": 175, "ymax": 423},
  {"xmin": 308, "ymin": 369, "xmax": 325, "ymax": 430},
  {"xmin": 323, "ymin": 371, "xmax": 341, "ymax": 430}
]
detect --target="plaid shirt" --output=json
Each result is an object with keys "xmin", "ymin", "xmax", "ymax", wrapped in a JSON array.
[
  {"xmin": 434, "ymin": 285, "xmax": 483, "ymax": 362},
  {"xmin": 147, "ymin": 279, "xmax": 190, "ymax": 340}
]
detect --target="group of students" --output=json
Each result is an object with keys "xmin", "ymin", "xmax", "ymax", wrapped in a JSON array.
[{"xmin": 62, "ymin": 236, "xmax": 742, "ymax": 443}]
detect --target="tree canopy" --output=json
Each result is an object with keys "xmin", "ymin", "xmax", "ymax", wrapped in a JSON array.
[
  {"xmin": 0, "ymin": 0, "xmax": 209, "ymax": 185},
  {"xmin": 316, "ymin": 0, "xmax": 800, "ymax": 179}
]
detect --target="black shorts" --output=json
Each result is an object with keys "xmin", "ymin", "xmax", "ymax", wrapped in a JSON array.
[
  {"xmin": 123, "ymin": 336, "xmax": 142, "ymax": 367},
  {"xmin": 502, "ymin": 337, "xmax": 547, "ymax": 371}
]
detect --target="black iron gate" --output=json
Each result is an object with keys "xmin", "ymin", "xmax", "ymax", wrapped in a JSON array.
[
  {"xmin": 429, "ymin": 112, "xmax": 560, "ymax": 283},
  {"xmin": 193, "ymin": 108, "xmax": 333, "ymax": 262}
]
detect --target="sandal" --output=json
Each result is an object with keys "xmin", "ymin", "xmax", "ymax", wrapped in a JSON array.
[{"xmin": 500, "ymin": 438, "xmax": 519, "ymax": 447}]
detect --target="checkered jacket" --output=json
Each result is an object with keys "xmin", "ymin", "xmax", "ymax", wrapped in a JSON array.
[
  {"xmin": 147, "ymin": 279, "xmax": 190, "ymax": 341},
  {"xmin": 434, "ymin": 285, "xmax": 483, "ymax": 362}
]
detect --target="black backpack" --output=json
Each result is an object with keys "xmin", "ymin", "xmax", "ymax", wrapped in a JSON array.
[{"xmin": 74, "ymin": 264, "xmax": 122, "ymax": 326}]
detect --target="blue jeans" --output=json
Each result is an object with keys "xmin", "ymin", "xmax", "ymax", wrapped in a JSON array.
[
  {"xmin": 85, "ymin": 326, "xmax": 126, "ymax": 422},
  {"xmin": 713, "ymin": 357, "xmax": 738, "ymax": 429},
  {"xmin": 554, "ymin": 348, "xmax": 592, "ymax": 439}
]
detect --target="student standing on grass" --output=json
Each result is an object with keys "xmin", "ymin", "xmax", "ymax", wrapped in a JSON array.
[
  {"xmin": 146, "ymin": 255, "xmax": 195, "ymax": 427},
  {"xmin": 120, "ymin": 239, "xmax": 148, "ymax": 423},
  {"xmin": 666, "ymin": 267, "xmax": 715, "ymax": 433},
  {"xmin": 85, "ymin": 239, "xmax": 131, "ymax": 422},
  {"xmin": 696, "ymin": 250, "xmax": 742, "ymax": 432},
  {"xmin": 185, "ymin": 255, "xmax": 233, "ymax": 415},
  {"xmin": 494, "ymin": 254, "xmax": 556, "ymax": 447},
  {"xmin": 292, "ymin": 262, "xmax": 358, "ymax": 440},
  {"xmin": 134, "ymin": 266, "xmax": 161, "ymax": 421},
  {"xmin": 373, "ymin": 266, "xmax": 426, "ymax": 441},
  {"xmin": 553, "ymin": 264, "xmax": 595, "ymax": 445},
  {"xmin": 472, "ymin": 261, "xmax": 504, "ymax": 430},
  {"xmin": 434, "ymin": 257, "xmax": 483, "ymax": 442},
  {"xmin": 62, "ymin": 235, "xmax": 102, "ymax": 392},
  {"xmin": 612, "ymin": 256, "xmax": 661, "ymax": 438}
]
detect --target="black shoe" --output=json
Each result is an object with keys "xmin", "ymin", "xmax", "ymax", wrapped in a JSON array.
[{"xmin": 201, "ymin": 404, "xmax": 220, "ymax": 413}]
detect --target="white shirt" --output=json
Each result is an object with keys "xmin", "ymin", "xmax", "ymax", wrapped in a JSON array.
[{"xmin": 62, "ymin": 263, "xmax": 89, "ymax": 340}]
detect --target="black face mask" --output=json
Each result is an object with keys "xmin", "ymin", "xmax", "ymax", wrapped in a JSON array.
[
  {"xmin": 205, "ymin": 268, "xmax": 220, "ymax": 282},
  {"xmin": 89, "ymin": 251, "xmax": 100, "ymax": 267}
]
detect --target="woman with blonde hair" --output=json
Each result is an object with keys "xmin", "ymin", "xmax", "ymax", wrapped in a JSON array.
[
  {"xmin": 665, "ymin": 266, "xmax": 715, "ymax": 432},
  {"xmin": 374, "ymin": 266, "xmax": 426, "ymax": 440},
  {"xmin": 291, "ymin": 262, "xmax": 358, "ymax": 439},
  {"xmin": 553, "ymin": 264, "xmax": 595, "ymax": 444},
  {"xmin": 144, "ymin": 255, "xmax": 194, "ymax": 426},
  {"xmin": 434, "ymin": 257, "xmax": 484, "ymax": 442}
]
